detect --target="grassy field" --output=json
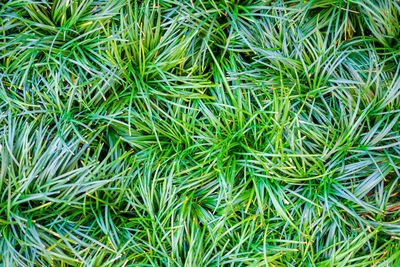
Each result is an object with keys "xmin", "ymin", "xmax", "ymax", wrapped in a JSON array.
[{"xmin": 1, "ymin": 0, "xmax": 400, "ymax": 266}]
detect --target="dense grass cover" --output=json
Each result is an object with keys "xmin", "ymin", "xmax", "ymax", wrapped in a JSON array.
[{"xmin": 1, "ymin": 0, "xmax": 400, "ymax": 266}]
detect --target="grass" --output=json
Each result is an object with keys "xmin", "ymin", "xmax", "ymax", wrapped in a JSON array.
[{"xmin": 1, "ymin": 0, "xmax": 400, "ymax": 266}]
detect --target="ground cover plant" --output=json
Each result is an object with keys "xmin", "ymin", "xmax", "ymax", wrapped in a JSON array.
[{"xmin": 1, "ymin": 0, "xmax": 400, "ymax": 266}]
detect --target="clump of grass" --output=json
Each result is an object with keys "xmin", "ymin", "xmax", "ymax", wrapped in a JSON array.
[{"xmin": 1, "ymin": 0, "xmax": 400, "ymax": 266}]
